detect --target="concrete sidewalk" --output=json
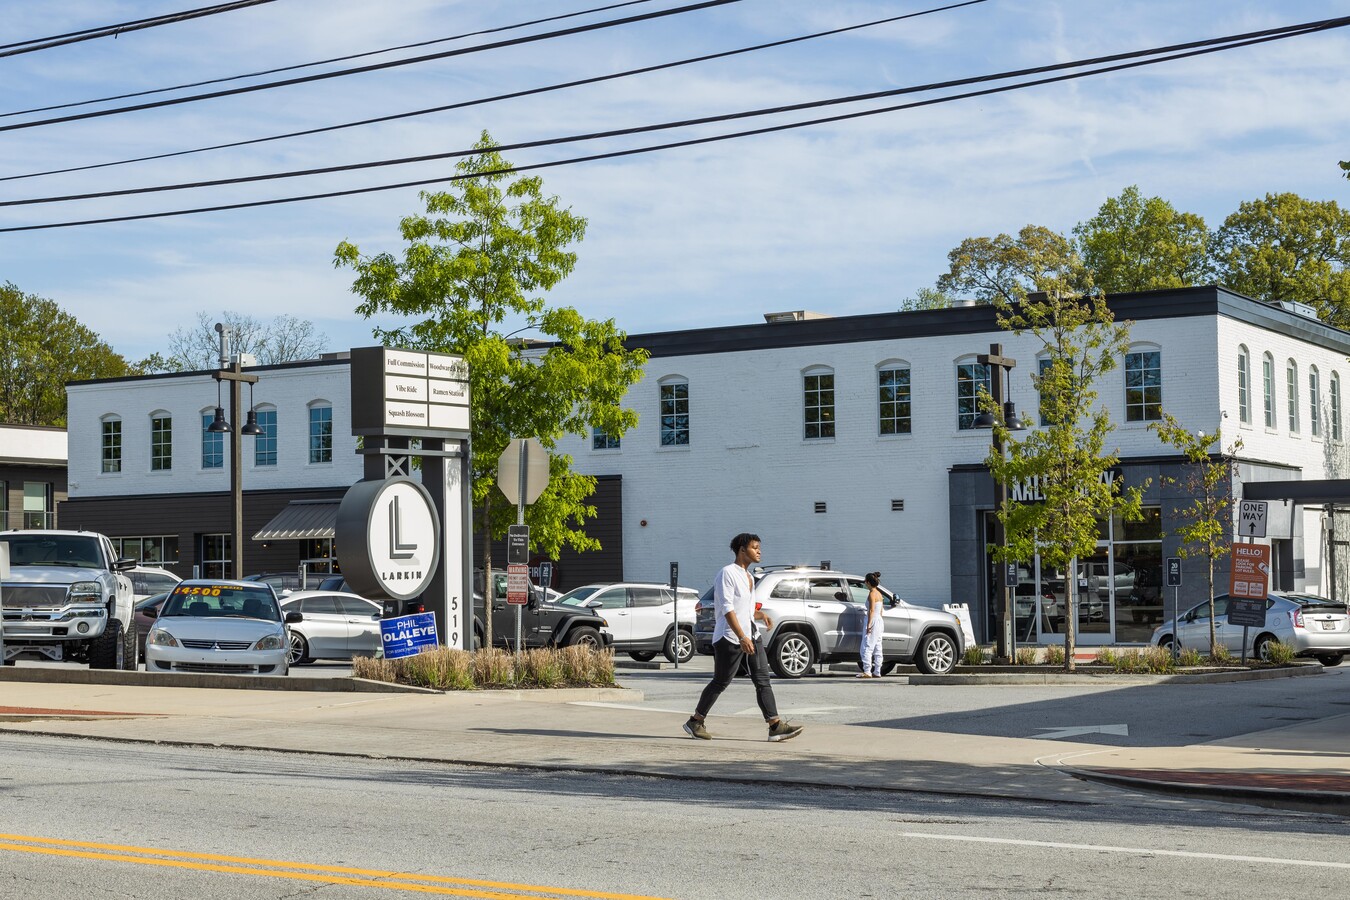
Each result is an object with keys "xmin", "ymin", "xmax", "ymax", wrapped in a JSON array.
[{"xmin": 1, "ymin": 678, "xmax": 1347, "ymax": 815}]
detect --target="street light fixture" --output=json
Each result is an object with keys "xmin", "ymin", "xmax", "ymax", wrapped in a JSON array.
[
  {"xmin": 210, "ymin": 323, "xmax": 259, "ymax": 580},
  {"xmin": 975, "ymin": 342, "xmax": 1027, "ymax": 662}
]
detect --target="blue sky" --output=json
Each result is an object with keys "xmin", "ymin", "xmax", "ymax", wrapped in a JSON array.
[{"xmin": 2, "ymin": 0, "xmax": 1348, "ymax": 363}]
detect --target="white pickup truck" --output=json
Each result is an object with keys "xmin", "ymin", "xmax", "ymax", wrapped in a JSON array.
[{"xmin": 0, "ymin": 530, "xmax": 138, "ymax": 669}]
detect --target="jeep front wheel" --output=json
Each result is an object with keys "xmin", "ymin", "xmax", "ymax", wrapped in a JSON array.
[
  {"xmin": 914, "ymin": 632, "xmax": 958, "ymax": 675},
  {"xmin": 769, "ymin": 632, "xmax": 815, "ymax": 679},
  {"xmin": 564, "ymin": 626, "xmax": 602, "ymax": 649}
]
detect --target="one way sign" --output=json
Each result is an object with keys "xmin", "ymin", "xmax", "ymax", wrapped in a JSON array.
[{"xmin": 1239, "ymin": 500, "xmax": 1268, "ymax": 538}]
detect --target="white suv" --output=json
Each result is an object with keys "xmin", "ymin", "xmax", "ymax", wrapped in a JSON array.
[
  {"xmin": 556, "ymin": 582, "xmax": 700, "ymax": 663},
  {"xmin": 694, "ymin": 565, "xmax": 964, "ymax": 678}
]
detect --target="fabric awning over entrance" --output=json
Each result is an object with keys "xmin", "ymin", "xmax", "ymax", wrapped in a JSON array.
[{"xmin": 253, "ymin": 499, "xmax": 340, "ymax": 541}]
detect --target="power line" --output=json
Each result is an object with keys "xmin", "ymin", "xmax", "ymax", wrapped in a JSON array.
[
  {"xmin": 2, "ymin": 18, "xmax": 1342, "ymax": 233},
  {"xmin": 4, "ymin": 14, "xmax": 1339, "ymax": 209},
  {"xmin": 0, "ymin": 0, "xmax": 990, "ymax": 184},
  {"xmin": 1, "ymin": 0, "xmax": 665, "ymax": 119},
  {"xmin": 0, "ymin": 1, "xmax": 280, "ymax": 58},
  {"xmin": 0, "ymin": 0, "xmax": 743, "ymax": 134}
]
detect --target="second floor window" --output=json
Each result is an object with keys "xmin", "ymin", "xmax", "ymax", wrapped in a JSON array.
[
  {"xmin": 956, "ymin": 362, "xmax": 990, "ymax": 430},
  {"xmin": 659, "ymin": 382, "xmax": 689, "ymax": 446},
  {"xmin": 592, "ymin": 427, "xmax": 620, "ymax": 450},
  {"xmin": 1124, "ymin": 351, "xmax": 1162, "ymax": 422},
  {"xmin": 150, "ymin": 415, "xmax": 172, "ymax": 471},
  {"xmin": 878, "ymin": 367, "xmax": 911, "ymax": 435},
  {"xmin": 1237, "ymin": 348, "xmax": 1251, "ymax": 425},
  {"xmin": 1287, "ymin": 361, "xmax": 1300, "ymax": 433},
  {"xmin": 201, "ymin": 413, "xmax": 223, "ymax": 469},
  {"xmin": 1333, "ymin": 373, "xmax": 1343, "ymax": 441},
  {"xmin": 309, "ymin": 405, "xmax": 333, "ymax": 463},
  {"xmin": 1263, "ymin": 354, "xmax": 1276, "ymax": 428},
  {"xmin": 804, "ymin": 370, "xmax": 835, "ymax": 439},
  {"xmin": 1310, "ymin": 367, "xmax": 1322, "ymax": 438},
  {"xmin": 255, "ymin": 409, "xmax": 278, "ymax": 466},
  {"xmin": 101, "ymin": 418, "xmax": 122, "ymax": 473}
]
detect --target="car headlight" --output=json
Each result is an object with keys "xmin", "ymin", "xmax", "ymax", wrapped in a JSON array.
[
  {"xmin": 253, "ymin": 634, "xmax": 284, "ymax": 651},
  {"xmin": 148, "ymin": 629, "xmax": 179, "ymax": 648},
  {"xmin": 69, "ymin": 581, "xmax": 102, "ymax": 602}
]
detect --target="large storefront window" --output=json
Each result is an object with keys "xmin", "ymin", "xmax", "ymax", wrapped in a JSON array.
[{"xmin": 991, "ymin": 506, "xmax": 1163, "ymax": 644}]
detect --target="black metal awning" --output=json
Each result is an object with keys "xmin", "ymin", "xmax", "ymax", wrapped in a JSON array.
[
  {"xmin": 252, "ymin": 500, "xmax": 340, "ymax": 541},
  {"xmin": 1243, "ymin": 480, "xmax": 1350, "ymax": 505}
]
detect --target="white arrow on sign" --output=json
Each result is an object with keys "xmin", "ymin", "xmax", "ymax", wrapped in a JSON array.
[{"xmin": 1035, "ymin": 724, "xmax": 1129, "ymax": 740}]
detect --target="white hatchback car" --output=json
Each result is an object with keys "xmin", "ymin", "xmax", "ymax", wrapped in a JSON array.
[
  {"xmin": 280, "ymin": 590, "xmax": 383, "ymax": 665},
  {"xmin": 557, "ymin": 582, "xmax": 700, "ymax": 662},
  {"xmin": 144, "ymin": 580, "xmax": 298, "ymax": 676}
]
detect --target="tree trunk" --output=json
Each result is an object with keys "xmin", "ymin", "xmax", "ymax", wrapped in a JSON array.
[
  {"xmin": 480, "ymin": 500, "xmax": 493, "ymax": 651},
  {"xmin": 1207, "ymin": 554, "xmax": 1217, "ymax": 657},
  {"xmin": 1064, "ymin": 558, "xmax": 1077, "ymax": 672}
]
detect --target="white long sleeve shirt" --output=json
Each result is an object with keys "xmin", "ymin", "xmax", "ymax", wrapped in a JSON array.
[{"xmin": 712, "ymin": 562, "xmax": 757, "ymax": 645}]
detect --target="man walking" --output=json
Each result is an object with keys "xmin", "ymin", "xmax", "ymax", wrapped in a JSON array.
[{"xmin": 684, "ymin": 533, "xmax": 803, "ymax": 742}]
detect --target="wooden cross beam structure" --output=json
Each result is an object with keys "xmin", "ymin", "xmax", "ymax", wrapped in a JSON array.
[{"xmin": 213, "ymin": 361, "xmax": 259, "ymax": 580}]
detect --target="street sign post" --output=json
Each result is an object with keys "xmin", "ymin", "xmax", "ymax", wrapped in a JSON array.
[
  {"xmin": 1239, "ymin": 500, "xmax": 1269, "ymax": 539},
  {"xmin": 1165, "ymin": 557, "xmax": 1182, "ymax": 659}
]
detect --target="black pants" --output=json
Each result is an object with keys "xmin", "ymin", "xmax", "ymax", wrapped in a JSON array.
[{"xmin": 694, "ymin": 636, "xmax": 778, "ymax": 722}]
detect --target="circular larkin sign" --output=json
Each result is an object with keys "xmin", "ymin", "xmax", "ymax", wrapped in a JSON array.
[{"xmin": 335, "ymin": 477, "xmax": 441, "ymax": 601}]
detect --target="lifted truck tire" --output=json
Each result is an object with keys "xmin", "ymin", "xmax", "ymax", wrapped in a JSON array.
[{"xmin": 89, "ymin": 619, "xmax": 127, "ymax": 670}]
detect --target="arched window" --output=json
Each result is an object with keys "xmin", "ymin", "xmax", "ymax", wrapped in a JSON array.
[
  {"xmin": 1310, "ymin": 366, "xmax": 1321, "ymax": 438},
  {"xmin": 100, "ymin": 414, "xmax": 122, "ymax": 474},
  {"xmin": 308, "ymin": 401, "xmax": 333, "ymax": 463},
  {"xmin": 955, "ymin": 357, "xmax": 991, "ymax": 430},
  {"xmin": 657, "ymin": 376, "xmax": 690, "ymax": 446},
  {"xmin": 200, "ymin": 407, "xmax": 223, "ymax": 469},
  {"xmin": 803, "ymin": 365, "xmax": 835, "ymax": 439},
  {"xmin": 1287, "ymin": 359, "xmax": 1300, "ymax": 434},
  {"xmin": 1237, "ymin": 346, "xmax": 1251, "ymax": 425},
  {"xmin": 1124, "ymin": 345, "xmax": 1162, "ymax": 422},
  {"xmin": 1263, "ymin": 353, "xmax": 1276, "ymax": 429},
  {"xmin": 150, "ymin": 411, "xmax": 172, "ymax": 471},
  {"xmin": 877, "ymin": 360, "xmax": 911, "ymax": 435}
]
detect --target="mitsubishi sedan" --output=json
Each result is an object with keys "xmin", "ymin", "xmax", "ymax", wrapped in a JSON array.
[{"xmin": 144, "ymin": 580, "xmax": 300, "ymax": 676}]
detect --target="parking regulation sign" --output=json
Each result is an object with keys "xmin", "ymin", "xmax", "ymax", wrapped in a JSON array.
[
  {"xmin": 380, "ymin": 612, "xmax": 438, "ymax": 660},
  {"xmin": 507, "ymin": 563, "xmax": 530, "ymax": 605}
]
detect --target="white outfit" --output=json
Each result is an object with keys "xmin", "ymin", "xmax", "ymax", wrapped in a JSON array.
[
  {"xmin": 860, "ymin": 593, "xmax": 885, "ymax": 675},
  {"xmin": 712, "ymin": 562, "xmax": 757, "ymax": 645}
]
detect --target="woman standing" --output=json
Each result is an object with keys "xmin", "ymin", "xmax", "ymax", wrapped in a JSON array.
[{"xmin": 858, "ymin": 571, "xmax": 885, "ymax": 678}]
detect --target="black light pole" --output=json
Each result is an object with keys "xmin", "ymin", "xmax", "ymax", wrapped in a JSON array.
[
  {"xmin": 975, "ymin": 343, "xmax": 1024, "ymax": 662},
  {"xmin": 209, "ymin": 324, "xmax": 261, "ymax": 580}
]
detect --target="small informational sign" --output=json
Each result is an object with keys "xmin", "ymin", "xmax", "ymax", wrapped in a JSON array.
[
  {"xmin": 506, "ymin": 525, "xmax": 529, "ymax": 565},
  {"xmin": 1230, "ymin": 543, "xmax": 1272, "ymax": 600},
  {"xmin": 1006, "ymin": 563, "xmax": 1017, "ymax": 583},
  {"xmin": 538, "ymin": 560, "xmax": 554, "ymax": 589},
  {"xmin": 380, "ymin": 612, "xmax": 438, "ymax": 660},
  {"xmin": 1165, "ymin": 557, "xmax": 1182, "ymax": 587},
  {"xmin": 669, "ymin": 561, "xmax": 679, "ymax": 590},
  {"xmin": 506, "ymin": 563, "xmax": 530, "ymax": 605},
  {"xmin": 1227, "ymin": 598, "xmax": 1268, "ymax": 628},
  {"xmin": 1239, "ymin": 500, "xmax": 1269, "ymax": 538}
]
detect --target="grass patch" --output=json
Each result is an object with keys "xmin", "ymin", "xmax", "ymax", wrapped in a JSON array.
[
  {"xmin": 1106, "ymin": 646, "xmax": 1177, "ymax": 674},
  {"xmin": 961, "ymin": 645, "xmax": 986, "ymax": 667},
  {"xmin": 1043, "ymin": 644, "xmax": 1066, "ymax": 666},
  {"xmin": 1264, "ymin": 641, "xmax": 1297, "ymax": 665},
  {"xmin": 1014, "ymin": 646, "xmax": 1039, "ymax": 666},
  {"xmin": 352, "ymin": 646, "xmax": 615, "ymax": 690},
  {"xmin": 1177, "ymin": 646, "xmax": 1203, "ymax": 667}
]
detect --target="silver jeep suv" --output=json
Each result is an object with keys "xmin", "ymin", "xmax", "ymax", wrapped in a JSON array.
[{"xmin": 694, "ymin": 565, "xmax": 964, "ymax": 678}]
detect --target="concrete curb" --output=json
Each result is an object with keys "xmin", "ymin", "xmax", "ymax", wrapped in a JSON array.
[
  {"xmin": 911, "ymin": 664, "xmax": 1323, "ymax": 685},
  {"xmin": 1063, "ymin": 766, "xmax": 1350, "ymax": 816},
  {"xmin": 0, "ymin": 668, "xmax": 635, "ymax": 701}
]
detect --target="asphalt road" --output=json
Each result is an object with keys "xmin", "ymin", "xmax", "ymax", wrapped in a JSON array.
[{"xmin": 1, "ymin": 733, "xmax": 1347, "ymax": 900}]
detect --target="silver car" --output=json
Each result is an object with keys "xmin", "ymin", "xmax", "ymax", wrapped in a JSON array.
[
  {"xmin": 281, "ymin": 591, "xmax": 383, "ymax": 665},
  {"xmin": 695, "ymin": 565, "xmax": 964, "ymax": 677},
  {"xmin": 1151, "ymin": 592, "xmax": 1350, "ymax": 665},
  {"xmin": 144, "ymin": 580, "xmax": 298, "ymax": 676}
]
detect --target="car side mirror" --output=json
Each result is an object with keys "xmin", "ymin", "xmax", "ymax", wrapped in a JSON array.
[
  {"xmin": 527, "ymin": 594, "xmax": 540, "ymax": 611},
  {"xmin": 142, "ymin": 608, "xmax": 157, "ymax": 619},
  {"xmin": 285, "ymin": 611, "xmax": 303, "ymax": 624},
  {"xmin": 834, "ymin": 591, "xmax": 848, "ymax": 602},
  {"xmin": 371, "ymin": 613, "xmax": 381, "ymax": 621},
  {"xmin": 114, "ymin": 557, "xmax": 137, "ymax": 572}
]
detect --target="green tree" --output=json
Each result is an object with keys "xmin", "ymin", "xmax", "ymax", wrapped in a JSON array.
[
  {"xmin": 1149, "ymin": 414, "xmax": 1242, "ymax": 657},
  {"xmin": 898, "ymin": 287, "xmax": 957, "ymax": 311},
  {"xmin": 1073, "ymin": 186, "xmax": 1210, "ymax": 293},
  {"xmin": 937, "ymin": 225, "xmax": 1091, "ymax": 306},
  {"xmin": 334, "ymin": 132, "xmax": 648, "ymax": 649},
  {"xmin": 1211, "ymin": 192, "xmax": 1350, "ymax": 325},
  {"xmin": 0, "ymin": 282, "xmax": 133, "ymax": 426},
  {"xmin": 952, "ymin": 237, "xmax": 1142, "ymax": 671}
]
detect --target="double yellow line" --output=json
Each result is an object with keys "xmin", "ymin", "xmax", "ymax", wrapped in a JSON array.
[{"xmin": 0, "ymin": 833, "xmax": 674, "ymax": 899}]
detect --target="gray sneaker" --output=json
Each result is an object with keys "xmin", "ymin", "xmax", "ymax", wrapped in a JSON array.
[
  {"xmin": 767, "ymin": 720, "xmax": 803, "ymax": 742},
  {"xmin": 683, "ymin": 717, "xmax": 711, "ymax": 740}
]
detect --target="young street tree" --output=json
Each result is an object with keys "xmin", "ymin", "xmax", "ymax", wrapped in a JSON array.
[
  {"xmin": 334, "ymin": 132, "xmax": 648, "ymax": 649},
  {"xmin": 940, "ymin": 229, "xmax": 1143, "ymax": 671},
  {"xmin": 1150, "ymin": 414, "xmax": 1242, "ymax": 657},
  {"xmin": 0, "ymin": 282, "xmax": 133, "ymax": 426},
  {"xmin": 1073, "ymin": 185, "xmax": 1211, "ymax": 293}
]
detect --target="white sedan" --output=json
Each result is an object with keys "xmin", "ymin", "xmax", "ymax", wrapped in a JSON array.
[
  {"xmin": 144, "ymin": 580, "xmax": 298, "ymax": 676},
  {"xmin": 280, "ymin": 591, "xmax": 383, "ymax": 664}
]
